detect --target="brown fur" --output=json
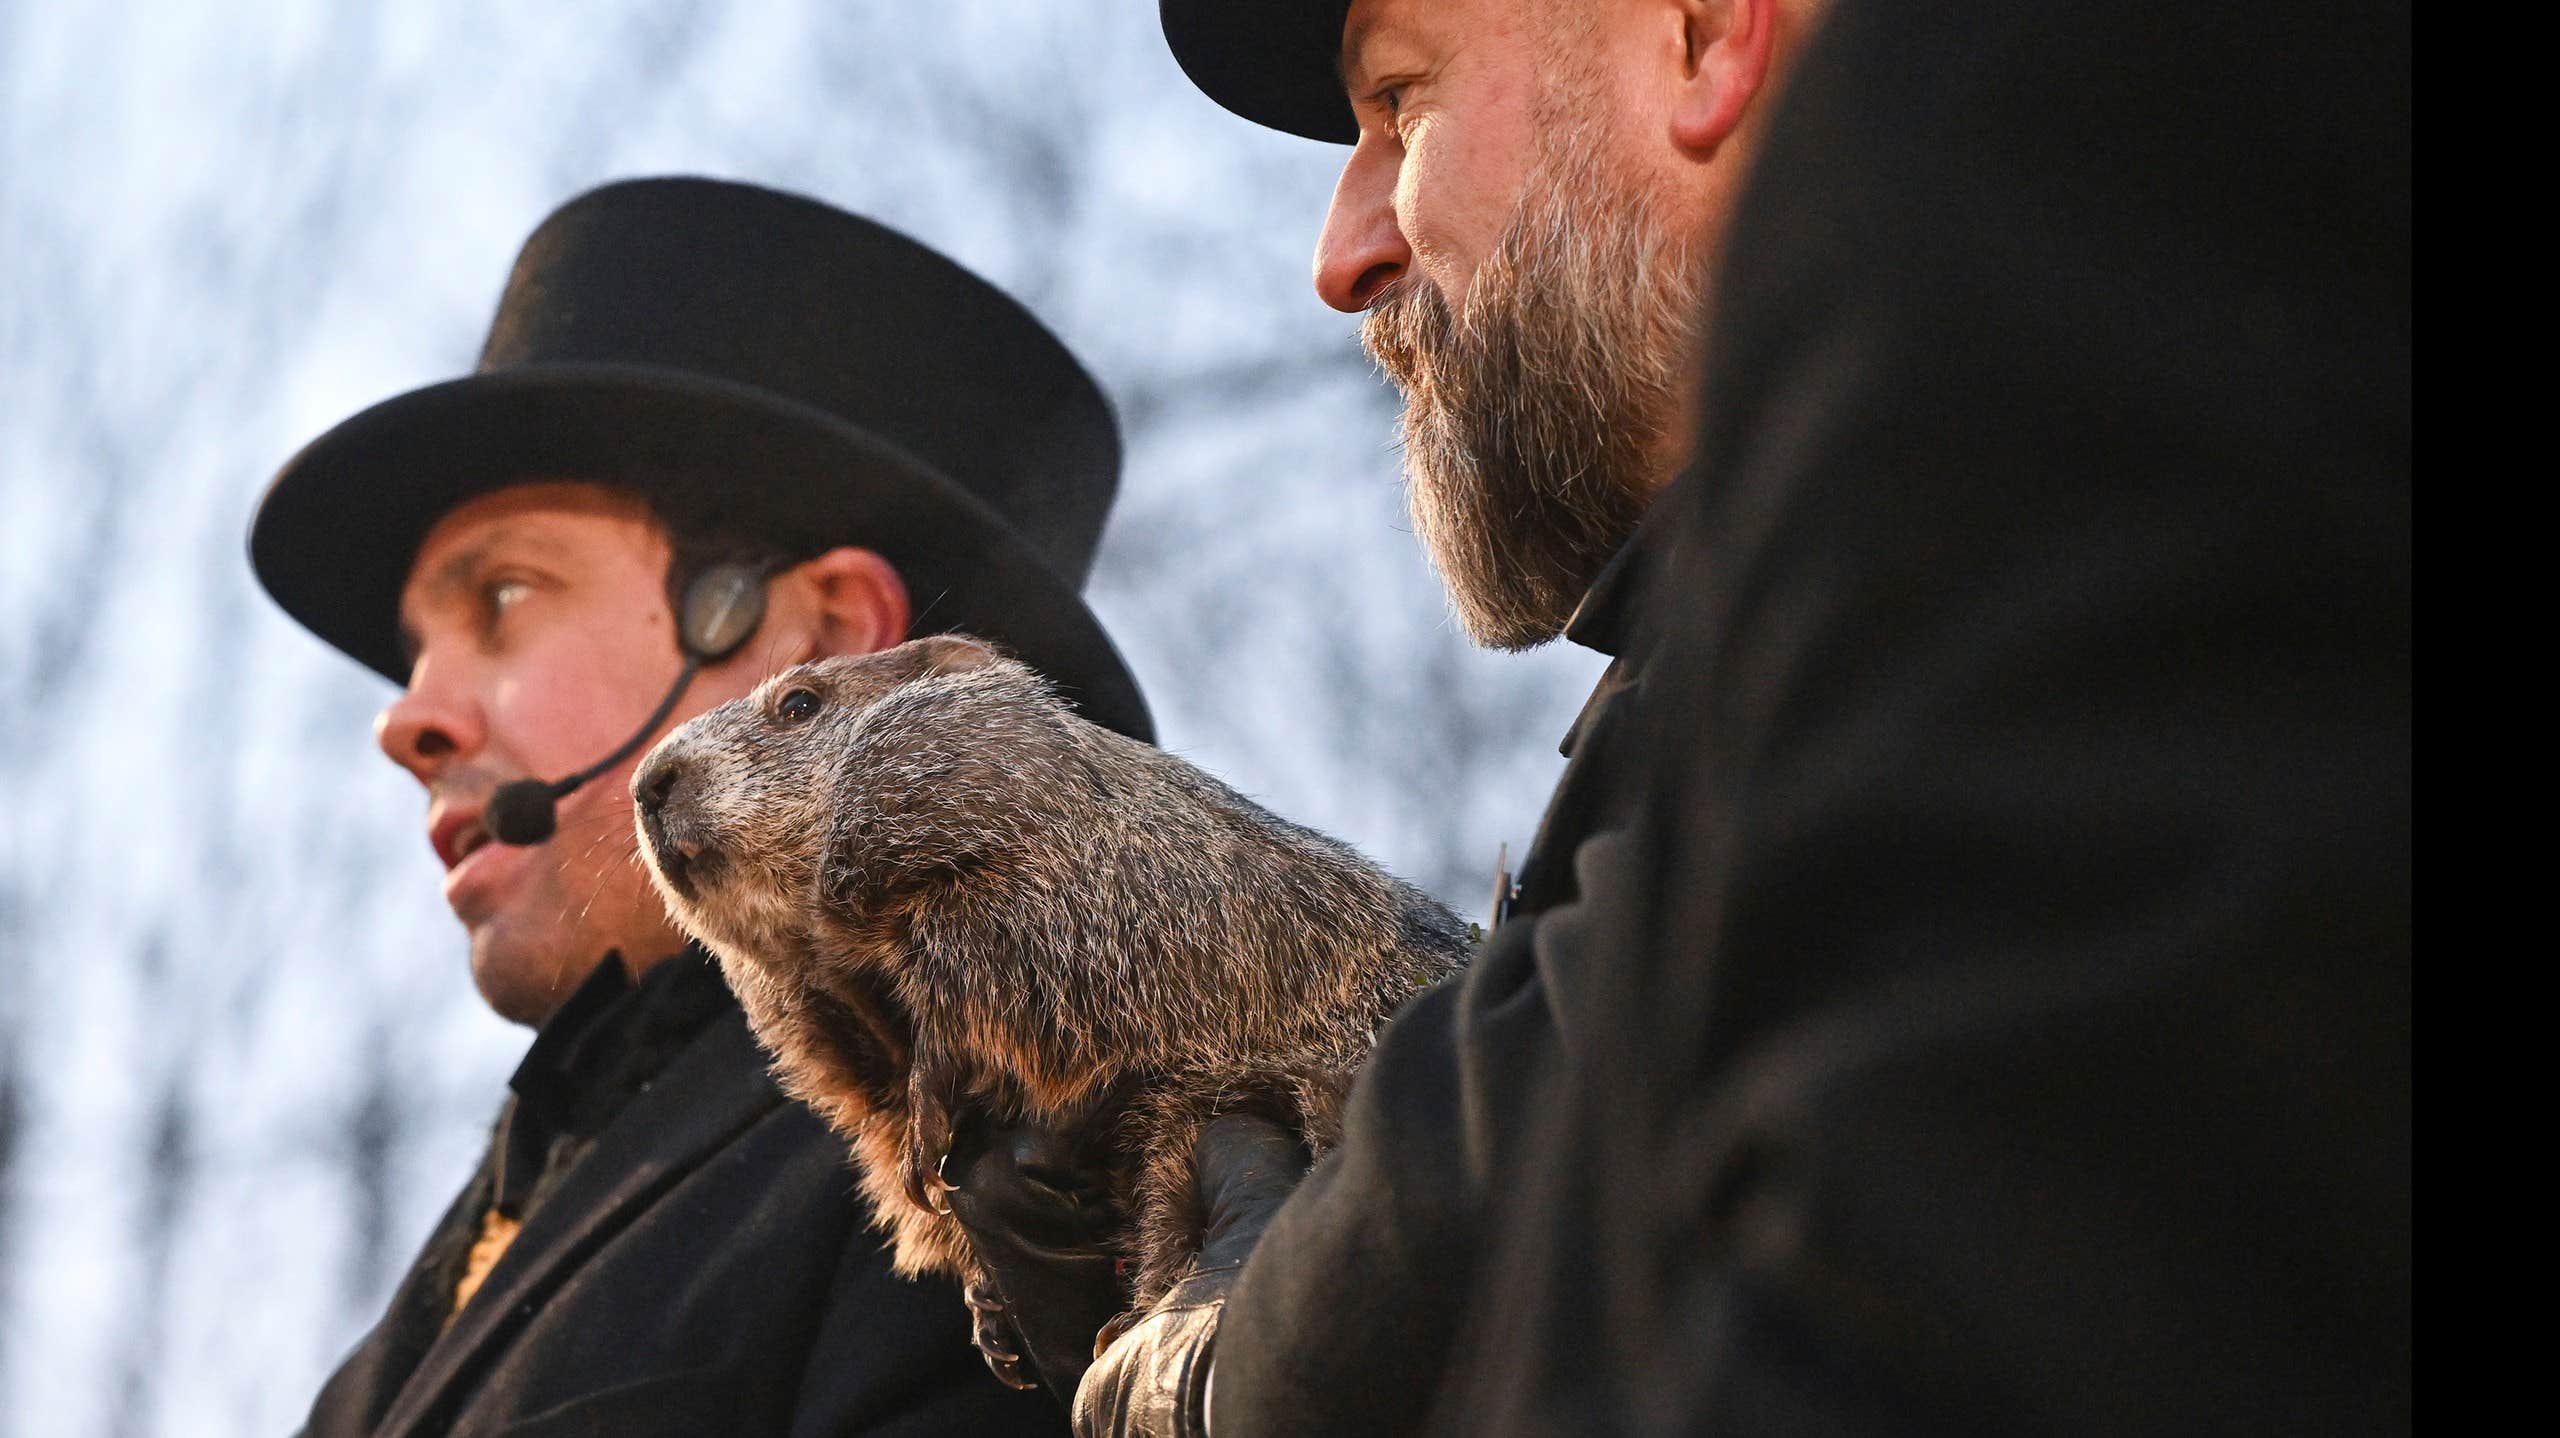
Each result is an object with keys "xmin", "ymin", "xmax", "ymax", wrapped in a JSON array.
[{"xmin": 631, "ymin": 635, "xmax": 1470, "ymax": 1311}]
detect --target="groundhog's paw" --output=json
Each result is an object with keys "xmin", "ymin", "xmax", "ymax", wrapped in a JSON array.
[
  {"xmin": 902, "ymin": 1045, "xmax": 962, "ymax": 1216},
  {"xmin": 901, "ymin": 1125, "xmax": 952, "ymax": 1216},
  {"xmin": 1093, "ymin": 1307, "xmax": 1143, "ymax": 1358},
  {"xmin": 963, "ymin": 1274, "xmax": 1040, "ymax": 1391}
]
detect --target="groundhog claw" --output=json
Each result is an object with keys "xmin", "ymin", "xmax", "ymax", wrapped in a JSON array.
[
  {"xmin": 901, "ymin": 1145, "xmax": 950, "ymax": 1215},
  {"xmin": 1093, "ymin": 1308, "xmax": 1142, "ymax": 1358},
  {"xmin": 964, "ymin": 1276, "xmax": 1039, "ymax": 1391},
  {"xmin": 901, "ymin": 1118, "xmax": 957, "ymax": 1215},
  {"xmin": 904, "ymin": 1043, "xmax": 962, "ymax": 1214}
]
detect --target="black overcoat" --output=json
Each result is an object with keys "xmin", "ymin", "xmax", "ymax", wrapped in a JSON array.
[
  {"xmin": 1209, "ymin": 0, "xmax": 2408, "ymax": 1430},
  {"xmin": 301, "ymin": 1004, "xmax": 1065, "ymax": 1438}
]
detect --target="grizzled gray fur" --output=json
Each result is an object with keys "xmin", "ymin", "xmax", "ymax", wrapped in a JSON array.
[{"xmin": 631, "ymin": 634, "xmax": 1470, "ymax": 1317}]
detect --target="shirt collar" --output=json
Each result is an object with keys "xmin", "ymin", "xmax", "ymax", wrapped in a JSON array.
[{"xmin": 507, "ymin": 945, "xmax": 731, "ymax": 1126}]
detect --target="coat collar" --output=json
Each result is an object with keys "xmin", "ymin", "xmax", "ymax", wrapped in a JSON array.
[
  {"xmin": 1550, "ymin": 477, "xmax": 1691, "ymax": 762},
  {"xmin": 1563, "ymin": 473, "xmax": 1689, "ymax": 660},
  {"xmin": 496, "ymin": 949, "xmax": 733, "ymax": 1216},
  {"xmin": 373, "ymin": 1005, "xmax": 783, "ymax": 1438}
]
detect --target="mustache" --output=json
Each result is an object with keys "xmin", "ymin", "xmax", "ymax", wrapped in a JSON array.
[
  {"xmin": 430, "ymin": 762, "xmax": 640, "ymax": 842},
  {"xmin": 1359, "ymin": 273, "xmax": 1459, "ymax": 398},
  {"xmin": 429, "ymin": 763, "xmax": 513, "ymax": 812}
]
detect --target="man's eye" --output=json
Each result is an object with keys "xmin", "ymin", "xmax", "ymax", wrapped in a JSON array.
[
  {"xmin": 775, "ymin": 689, "xmax": 821, "ymax": 724},
  {"xmin": 472, "ymin": 578, "xmax": 534, "ymax": 641}
]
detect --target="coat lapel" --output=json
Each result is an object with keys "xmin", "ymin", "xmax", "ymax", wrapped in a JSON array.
[{"xmin": 375, "ymin": 1008, "xmax": 783, "ymax": 1438}]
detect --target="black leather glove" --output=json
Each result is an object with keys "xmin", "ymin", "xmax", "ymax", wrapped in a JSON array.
[
  {"xmin": 941, "ymin": 1113, "xmax": 1129, "ymax": 1404},
  {"xmin": 1071, "ymin": 1115, "xmax": 1310, "ymax": 1438}
]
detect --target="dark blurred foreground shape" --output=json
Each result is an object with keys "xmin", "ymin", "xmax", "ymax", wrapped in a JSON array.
[{"xmin": 1213, "ymin": 0, "xmax": 2409, "ymax": 1432}]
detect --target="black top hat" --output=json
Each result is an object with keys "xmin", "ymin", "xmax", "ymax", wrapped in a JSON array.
[
  {"xmin": 250, "ymin": 176, "xmax": 1152, "ymax": 742},
  {"xmin": 1160, "ymin": 0, "xmax": 1357, "ymax": 144}
]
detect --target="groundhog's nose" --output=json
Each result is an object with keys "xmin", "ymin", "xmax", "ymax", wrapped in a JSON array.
[
  {"xmin": 633, "ymin": 749, "xmax": 718, "ymax": 901},
  {"xmin": 635, "ymin": 751, "xmax": 683, "ymax": 820}
]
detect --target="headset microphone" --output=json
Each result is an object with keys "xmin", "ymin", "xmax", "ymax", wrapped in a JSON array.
[{"xmin": 484, "ymin": 562, "xmax": 771, "ymax": 846}]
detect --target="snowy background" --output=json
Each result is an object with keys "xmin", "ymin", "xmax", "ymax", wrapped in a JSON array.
[{"xmin": 0, "ymin": 3, "xmax": 1599, "ymax": 1434}]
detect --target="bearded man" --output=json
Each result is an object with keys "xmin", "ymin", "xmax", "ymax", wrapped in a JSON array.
[
  {"xmin": 953, "ymin": 0, "xmax": 2409, "ymax": 1433},
  {"xmin": 953, "ymin": 0, "xmax": 1831, "ymax": 1425}
]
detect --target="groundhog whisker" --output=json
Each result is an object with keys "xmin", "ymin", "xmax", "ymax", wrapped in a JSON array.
[
  {"xmin": 527, "ymin": 814, "xmax": 653, "ymax": 935},
  {"xmin": 568, "ymin": 816, "xmax": 633, "ymax": 866},
  {"xmin": 908, "ymin": 585, "xmax": 952, "ymax": 634}
]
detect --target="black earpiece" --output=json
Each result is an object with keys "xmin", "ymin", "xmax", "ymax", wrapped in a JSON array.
[
  {"xmin": 484, "ymin": 562, "xmax": 770, "ymax": 846},
  {"xmin": 677, "ymin": 562, "xmax": 768, "ymax": 664}
]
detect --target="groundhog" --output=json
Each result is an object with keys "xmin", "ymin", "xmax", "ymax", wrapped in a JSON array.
[{"xmin": 630, "ymin": 634, "xmax": 1471, "ymax": 1353}]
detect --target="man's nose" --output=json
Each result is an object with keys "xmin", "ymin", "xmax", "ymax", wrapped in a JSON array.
[
  {"xmin": 374, "ymin": 658, "xmax": 484, "ymax": 783},
  {"xmin": 1314, "ymin": 139, "xmax": 1410, "ymax": 313}
]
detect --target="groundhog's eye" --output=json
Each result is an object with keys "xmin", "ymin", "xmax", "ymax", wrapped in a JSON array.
[{"xmin": 775, "ymin": 688, "xmax": 822, "ymax": 725}]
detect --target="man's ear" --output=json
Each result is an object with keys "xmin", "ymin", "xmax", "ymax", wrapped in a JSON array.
[
  {"xmin": 1668, "ymin": 0, "xmax": 1777, "ymax": 157},
  {"xmin": 790, "ymin": 546, "xmax": 912, "ymax": 660}
]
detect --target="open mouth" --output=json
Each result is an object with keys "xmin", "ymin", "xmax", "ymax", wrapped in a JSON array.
[
  {"xmin": 431, "ymin": 809, "xmax": 492, "ymax": 871},
  {"xmin": 640, "ymin": 806, "xmax": 719, "ymax": 901}
]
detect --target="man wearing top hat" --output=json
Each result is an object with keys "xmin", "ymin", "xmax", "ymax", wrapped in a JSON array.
[
  {"xmin": 252, "ymin": 175, "xmax": 1138, "ymax": 1436},
  {"xmin": 947, "ymin": 1, "xmax": 2410, "ymax": 1435}
]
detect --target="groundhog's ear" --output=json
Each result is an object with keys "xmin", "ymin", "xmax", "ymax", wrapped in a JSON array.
[{"xmin": 907, "ymin": 634, "xmax": 1002, "ymax": 677}]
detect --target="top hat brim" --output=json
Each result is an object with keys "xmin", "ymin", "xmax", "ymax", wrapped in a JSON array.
[
  {"xmin": 250, "ymin": 362, "xmax": 1154, "ymax": 743},
  {"xmin": 1160, "ymin": 0, "xmax": 1357, "ymax": 144}
]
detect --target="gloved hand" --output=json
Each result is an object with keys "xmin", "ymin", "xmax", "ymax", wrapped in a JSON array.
[
  {"xmin": 1071, "ymin": 1115, "xmax": 1309, "ymax": 1438},
  {"xmin": 940, "ymin": 1113, "xmax": 1128, "ymax": 1404},
  {"xmin": 944, "ymin": 1113, "xmax": 1311, "ymax": 1435}
]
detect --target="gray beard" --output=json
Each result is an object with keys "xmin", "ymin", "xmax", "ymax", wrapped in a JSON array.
[{"xmin": 1362, "ymin": 123, "xmax": 1704, "ymax": 650}]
